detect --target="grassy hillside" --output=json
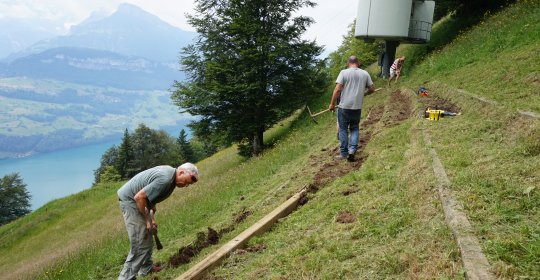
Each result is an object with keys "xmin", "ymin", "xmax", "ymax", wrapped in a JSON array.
[
  {"xmin": 0, "ymin": 0, "xmax": 538, "ymax": 279},
  {"xmin": 400, "ymin": 0, "xmax": 539, "ymax": 277}
]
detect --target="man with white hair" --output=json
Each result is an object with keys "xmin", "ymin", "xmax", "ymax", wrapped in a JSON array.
[{"xmin": 117, "ymin": 163, "xmax": 199, "ymax": 279}]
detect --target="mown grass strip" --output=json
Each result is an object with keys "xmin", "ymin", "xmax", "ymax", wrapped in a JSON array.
[{"xmin": 423, "ymin": 123, "xmax": 495, "ymax": 280}]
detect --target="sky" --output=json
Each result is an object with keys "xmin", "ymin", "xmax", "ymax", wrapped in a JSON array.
[{"xmin": 0, "ymin": 0, "xmax": 358, "ymax": 54}]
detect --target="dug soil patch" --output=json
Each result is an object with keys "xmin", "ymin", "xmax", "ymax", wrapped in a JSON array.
[
  {"xmin": 169, "ymin": 228, "xmax": 219, "ymax": 267},
  {"xmin": 418, "ymin": 95, "xmax": 461, "ymax": 114},
  {"xmin": 311, "ymin": 90, "xmax": 412, "ymax": 190},
  {"xmin": 383, "ymin": 90, "xmax": 413, "ymax": 126},
  {"xmin": 336, "ymin": 211, "xmax": 357, "ymax": 223}
]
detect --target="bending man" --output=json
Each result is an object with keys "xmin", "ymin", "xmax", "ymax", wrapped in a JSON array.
[
  {"xmin": 117, "ymin": 162, "xmax": 199, "ymax": 279},
  {"xmin": 329, "ymin": 56, "xmax": 375, "ymax": 162}
]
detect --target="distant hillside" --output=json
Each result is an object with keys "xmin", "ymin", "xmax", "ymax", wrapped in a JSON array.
[
  {"xmin": 0, "ymin": 77, "xmax": 192, "ymax": 159},
  {"xmin": 3, "ymin": 3, "xmax": 196, "ymax": 63},
  {"xmin": 1, "ymin": 47, "xmax": 183, "ymax": 90},
  {"xmin": 0, "ymin": 3, "xmax": 196, "ymax": 157}
]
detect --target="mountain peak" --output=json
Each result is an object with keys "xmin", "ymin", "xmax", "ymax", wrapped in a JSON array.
[
  {"xmin": 4, "ymin": 3, "xmax": 196, "ymax": 63},
  {"xmin": 114, "ymin": 3, "xmax": 153, "ymax": 18}
]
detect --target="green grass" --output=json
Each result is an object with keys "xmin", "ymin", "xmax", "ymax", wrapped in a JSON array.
[
  {"xmin": 399, "ymin": 0, "xmax": 540, "ymax": 278},
  {"xmin": 403, "ymin": 0, "xmax": 540, "ymax": 112},
  {"xmin": 210, "ymin": 94, "xmax": 463, "ymax": 279},
  {"xmin": 1, "ymin": 1, "xmax": 539, "ymax": 279}
]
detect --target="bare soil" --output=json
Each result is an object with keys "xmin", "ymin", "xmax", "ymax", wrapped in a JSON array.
[
  {"xmin": 418, "ymin": 94, "xmax": 461, "ymax": 114},
  {"xmin": 336, "ymin": 211, "xmax": 357, "ymax": 223},
  {"xmin": 342, "ymin": 185, "xmax": 359, "ymax": 196},
  {"xmin": 311, "ymin": 90, "xmax": 412, "ymax": 190}
]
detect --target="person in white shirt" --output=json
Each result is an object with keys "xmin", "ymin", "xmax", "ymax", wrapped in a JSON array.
[
  {"xmin": 388, "ymin": 56, "xmax": 406, "ymax": 85},
  {"xmin": 328, "ymin": 56, "xmax": 375, "ymax": 162}
]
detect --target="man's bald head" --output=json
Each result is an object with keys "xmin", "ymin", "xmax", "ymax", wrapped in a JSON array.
[{"xmin": 347, "ymin": 56, "xmax": 360, "ymax": 67}]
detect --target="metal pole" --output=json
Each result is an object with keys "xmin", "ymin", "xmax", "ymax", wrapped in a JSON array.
[{"xmin": 382, "ymin": 40, "xmax": 399, "ymax": 78}]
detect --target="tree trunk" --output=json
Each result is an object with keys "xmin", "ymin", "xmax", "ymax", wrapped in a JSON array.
[{"xmin": 252, "ymin": 129, "xmax": 264, "ymax": 156}]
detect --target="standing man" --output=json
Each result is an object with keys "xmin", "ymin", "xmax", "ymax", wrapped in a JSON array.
[
  {"xmin": 329, "ymin": 56, "xmax": 375, "ymax": 162},
  {"xmin": 388, "ymin": 56, "xmax": 406, "ymax": 85},
  {"xmin": 117, "ymin": 162, "xmax": 199, "ymax": 279}
]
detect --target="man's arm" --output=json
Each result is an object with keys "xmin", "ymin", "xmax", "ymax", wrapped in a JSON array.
[
  {"xmin": 364, "ymin": 84, "xmax": 376, "ymax": 96},
  {"xmin": 134, "ymin": 189, "xmax": 153, "ymax": 229},
  {"xmin": 329, "ymin": 83, "xmax": 343, "ymax": 112}
]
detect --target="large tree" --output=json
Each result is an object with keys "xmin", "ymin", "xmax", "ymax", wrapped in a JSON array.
[
  {"xmin": 129, "ymin": 124, "xmax": 179, "ymax": 173},
  {"xmin": 172, "ymin": 0, "xmax": 327, "ymax": 156},
  {"xmin": 93, "ymin": 125, "xmax": 187, "ymax": 185},
  {"xmin": 0, "ymin": 173, "xmax": 31, "ymax": 226}
]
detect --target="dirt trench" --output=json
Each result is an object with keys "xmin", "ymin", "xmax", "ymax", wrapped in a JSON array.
[
  {"xmin": 308, "ymin": 90, "xmax": 412, "ymax": 193},
  {"xmin": 166, "ymin": 90, "xmax": 413, "ymax": 273},
  {"xmin": 168, "ymin": 208, "xmax": 252, "ymax": 268}
]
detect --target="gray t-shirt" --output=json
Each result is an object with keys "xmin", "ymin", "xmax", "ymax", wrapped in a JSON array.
[
  {"xmin": 117, "ymin": 165, "xmax": 176, "ymax": 207},
  {"xmin": 336, "ymin": 67, "xmax": 374, "ymax": 110}
]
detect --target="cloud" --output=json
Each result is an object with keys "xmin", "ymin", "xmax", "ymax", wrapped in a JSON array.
[
  {"xmin": 0, "ymin": 2, "xmax": 38, "ymax": 19},
  {"xmin": 300, "ymin": 1, "xmax": 357, "ymax": 53},
  {"xmin": 0, "ymin": 0, "xmax": 354, "ymax": 52}
]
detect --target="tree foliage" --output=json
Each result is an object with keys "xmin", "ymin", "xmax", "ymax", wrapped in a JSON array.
[
  {"xmin": 93, "ymin": 145, "xmax": 118, "ymax": 185},
  {"xmin": 172, "ymin": 0, "xmax": 328, "ymax": 156},
  {"xmin": 98, "ymin": 166, "xmax": 122, "ymax": 183},
  {"xmin": 115, "ymin": 128, "xmax": 134, "ymax": 179},
  {"xmin": 327, "ymin": 22, "xmax": 380, "ymax": 79},
  {"xmin": 0, "ymin": 173, "xmax": 31, "ymax": 226},
  {"xmin": 434, "ymin": 0, "xmax": 518, "ymax": 20},
  {"xmin": 93, "ymin": 124, "xmax": 200, "ymax": 185},
  {"xmin": 177, "ymin": 129, "xmax": 196, "ymax": 163},
  {"xmin": 129, "ymin": 124, "xmax": 177, "ymax": 174}
]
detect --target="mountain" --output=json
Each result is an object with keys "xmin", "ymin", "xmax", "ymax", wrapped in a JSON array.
[
  {"xmin": 0, "ymin": 3, "xmax": 195, "ymax": 158},
  {"xmin": 2, "ymin": 47, "xmax": 183, "ymax": 90},
  {"xmin": 0, "ymin": 18, "xmax": 62, "ymax": 60},
  {"xmin": 4, "ymin": 3, "xmax": 196, "ymax": 63}
]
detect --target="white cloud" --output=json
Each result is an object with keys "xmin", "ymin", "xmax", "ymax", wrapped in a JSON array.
[
  {"xmin": 0, "ymin": 2, "xmax": 38, "ymax": 19},
  {"xmin": 0, "ymin": 0, "xmax": 356, "ymax": 52},
  {"xmin": 300, "ymin": 1, "xmax": 358, "ymax": 53}
]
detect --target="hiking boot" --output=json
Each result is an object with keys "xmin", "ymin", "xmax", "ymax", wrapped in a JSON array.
[
  {"xmin": 334, "ymin": 155, "xmax": 346, "ymax": 161},
  {"xmin": 347, "ymin": 154, "xmax": 355, "ymax": 162},
  {"xmin": 139, "ymin": 265, "xmax": 161, "ymax": 277}
]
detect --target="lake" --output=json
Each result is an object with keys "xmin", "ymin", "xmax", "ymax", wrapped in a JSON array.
[{"xmin": 0, "ymin": 140, "xmax": 119, "ymax": 210}]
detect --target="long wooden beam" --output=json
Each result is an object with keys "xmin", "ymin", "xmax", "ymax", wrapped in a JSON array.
[{"xmin": 176, "ymin": 189, "xmax": 307, "ymax": 280}]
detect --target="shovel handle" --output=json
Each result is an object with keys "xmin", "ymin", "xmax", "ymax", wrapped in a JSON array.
[
  {"xmin": 149, "ymin": 210, "xmax": 163, "ymax": 250},
  {"xmin": 311, "ymin": 108, "xmax": 330, "ymax": 117}
]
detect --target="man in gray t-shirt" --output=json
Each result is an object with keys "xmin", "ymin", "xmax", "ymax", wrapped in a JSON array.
[
  {"xmin": 117, "ymin": 163, "xmax": 199, "ymax": 279},
  {"xmin": 329, "ymin": 56, "xmax": 375, "ymax": 162}
]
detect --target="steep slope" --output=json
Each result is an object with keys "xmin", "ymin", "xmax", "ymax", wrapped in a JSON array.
[{"xmin": 0, "ymin": 1, "xmax": 538, "ymax": 279}]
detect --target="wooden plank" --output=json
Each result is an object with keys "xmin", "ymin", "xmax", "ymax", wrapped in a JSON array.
[
  {"xmin": 423, "ymin": 127, "xmax": 495, "ymax": 280},
  {"xmin": 518, "ymin": 110, "xmax": 540, "ymax": 120},
  {"xmin": 176, "ymin": 189, "xmax": 307, "ymax": 280}
]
